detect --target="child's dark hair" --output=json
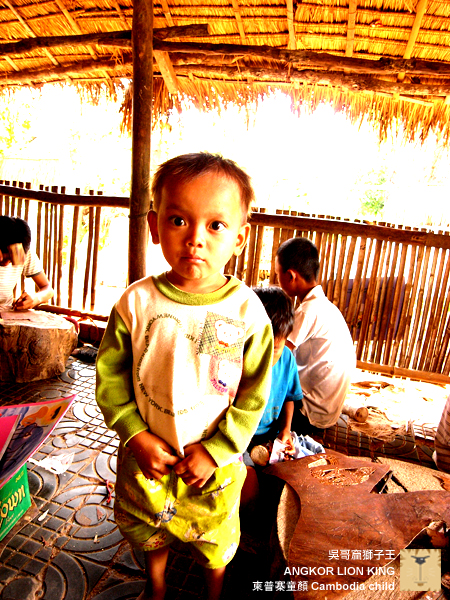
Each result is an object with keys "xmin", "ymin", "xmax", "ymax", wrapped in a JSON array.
[
  {"xmin": 253, "ymin": 286, "xmax": 295, "ymax": 339},
  {"xmin": 0, "ymin": 216, "xmax": 31, "ymax": 254},
  {"xmin": 151, "ymin": 152, "xmax": 255, "ymax": 221},
  {"xmin": 276, "ymin": 237, "xmax": 319, "ymax": 283}
]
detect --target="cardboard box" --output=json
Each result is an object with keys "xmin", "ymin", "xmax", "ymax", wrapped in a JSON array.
[{"xmin": 0, "ymin": 464, "xmax": 31, "ymax": 541}]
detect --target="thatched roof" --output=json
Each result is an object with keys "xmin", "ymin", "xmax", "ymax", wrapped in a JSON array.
[{"xmin": 2, "ymin": 0, "xmax": 450, "ymax": 142}]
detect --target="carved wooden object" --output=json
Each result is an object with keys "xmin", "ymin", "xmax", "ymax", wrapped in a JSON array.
[{"xmin": 265, "ymin": 450, "xmax": 450, "ymax": 599}]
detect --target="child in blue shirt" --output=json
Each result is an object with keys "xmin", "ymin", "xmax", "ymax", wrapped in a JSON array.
[{"xmin": 241, "ymin": 286, "xmax": 302, "ymax": 510}]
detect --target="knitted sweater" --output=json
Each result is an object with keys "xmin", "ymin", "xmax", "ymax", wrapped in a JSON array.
[{"xmin": 96, "ymin": 274, "xmax": 273, "ymax": 468}]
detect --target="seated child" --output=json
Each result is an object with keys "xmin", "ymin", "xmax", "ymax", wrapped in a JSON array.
[
  {"xmin": 96, "ymin": 152, "xmax": 273, "ymax": 600},
  {"xmin": 241, "ymin": 286, "xmax": 302, "ymax": 510},
  {"xmin": 275, "ymin": 236, "xmax": 356, "ymax": 431},
  {"xmin": 0, "ymin": 216, "xmax": 54, "ymax": 310}
]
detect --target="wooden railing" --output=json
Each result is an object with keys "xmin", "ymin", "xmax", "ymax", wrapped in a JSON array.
[{"xmin": 2, "ymin": 183, "xmax": 450, "ymax": 379}]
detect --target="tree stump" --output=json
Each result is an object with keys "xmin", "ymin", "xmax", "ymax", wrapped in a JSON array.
[{"xmin": 0, "ymin": 311, "xmax": 78, "ymax": 382}]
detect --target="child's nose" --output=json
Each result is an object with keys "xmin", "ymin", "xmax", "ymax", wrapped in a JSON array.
[{"xmin": 186, "ymin": 224, "xmax": 205, "ymax": 246}]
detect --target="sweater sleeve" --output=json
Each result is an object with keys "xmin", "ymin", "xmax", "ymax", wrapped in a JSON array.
[
  {"xmin": 95, "ymin": 306, "xmax": 149, "ymax": 445},
  {"xmin": 202, "ymin": 322, "xmax": 273, "ymax": 467}
]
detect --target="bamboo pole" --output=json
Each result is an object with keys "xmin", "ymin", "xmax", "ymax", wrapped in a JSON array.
[
  {"xmin": 83, "ymin": 206, "xmax": 95, "ymax": 311},
  {"xmin": 405, "ymin": 245, "xmax": 432, "ymax": 369},
  {"xmin": 68, "ymin": 198, "xmax": 80, "ymax": 309},
  {"xmin": 346, "ymin": 237, "xmax": 366, "ymax": 334},
  {"xmin": 90, "ymin": 205, "xmax": 102, "ymax": 311},
  {"xmin": 129, "ymin": 0, "xmax": 153, "ymax": 285},
  {"xmin": 362, "ymin": 240, "xmax": 386, "ymax": 362},
  {"xmin": 389, "ymin": 244, "xmax": 418, "ymax": 366},
  {"xmin": 357, "ymin": 238, "xmax": 383, "ymax": 359},
  {"xmin": 339, "ymin": 236, "xmax": 356, "ymax": 316},
  {"xmin": 414, "ymin": 246, "xmax": 440, "ymax": 370},
  {"xmin": 368, "ymin": 240, "xmax": 389, "ymax": 362},
  {"xmin": 433, "ymin": 253, "xmax": 450, "ymax": 372},
  {"xmin": 372, "ymin": 241, "xmax": 393, "ymax": 362},
  {"xmin": 383, "ymin": 242, "xmax": 408, "ymax": 365},
  {"xmin": 245, "ymin": 222, "xmax": 258, "ymax": 287},
  {"xmin": 398, "ymin": 244, "xmax": 425, "ymax": 368},
  {"xmin": 270, "ymin": 224, "xmax": 281, "ymax": 285},
  {"xmin": 333, "ymin": 235, "xmax": 347, "ymax": 309},
  {"xmin": 51, "ymin": 203, "xmax": 58, "ymax": 295},
  {"xmin": 421, "ymin": 247, "xmax": 448, "ymax": 370},
  {"xmin": 325, "ymin": 234, "xmax": 339, "ymax": 301},
  {"xmin": 57, "ymin": 194, "xmax": 65, "ymax": 306},
  {"xmin": 436, "ymin": 313, "xmax": 450, "ymax": 375},
  {"xmin": 252, "ymin": 208, "xmax": 266, "ymax": 287}
]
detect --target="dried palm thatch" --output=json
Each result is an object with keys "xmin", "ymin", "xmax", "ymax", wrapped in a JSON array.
[{"xmin": 1, "ymin": 0, "xmax": 450, "ymax": 143}]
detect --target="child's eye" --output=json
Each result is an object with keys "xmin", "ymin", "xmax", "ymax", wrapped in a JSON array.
[
  {"xmin": 210, "ymin": 221, "xmax": 226, "ymax": 231},
  {"xmin": 169, "ymin": 216, "xmax": 186, "ymax": 227}
]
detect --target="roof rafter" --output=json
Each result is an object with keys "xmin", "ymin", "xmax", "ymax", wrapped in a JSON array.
[
  {"xmin": 286, "ymin": 0, "xmax": 296, "ymax": 49},
  {"xmin": 230, "ymin": 0, "xmax": 246, "ymax": 43},
  {"xmin": 4, "ymin": 0, "xmax": 60, "ymax": 67},
  {"xmin": 398, "ymin": 0, "xmax": 428, "ymax": 81},
  {"xmin": 345, "ymin": 0, "xmax": 357, "ymax": 57}
]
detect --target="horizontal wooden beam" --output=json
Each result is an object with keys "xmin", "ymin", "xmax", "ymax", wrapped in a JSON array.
[
  {"xmin": 357, "ymin": 360, "xmax": 450, "ymax": 385},
  {"xmin": 0, "ymin": 184, "xmax": 129, "ymax": 207},
  {"xmin": 174, "ymin": 63, "xmax": 450, "ymax": 96},
  {"xmin": 248, "ymin": 212, "xmax": 450, "ymax": 250},
  {"xmin": 153, "ymin": 39, "xmax": 450, "ymax": 78},
  {"xmin": 0, "ymin": 24, "xmax": 209, "ymax": 56}
]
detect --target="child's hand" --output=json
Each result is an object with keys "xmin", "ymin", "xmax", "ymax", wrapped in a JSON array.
[
  {"xmin": 127, "ymin": 430, "xmax": 180, "ymax": 481},
  {"xmin": 278, "ymin": 429, "xmax": 295, "ymax": 455},
  {"xmin": 174, "ymin": 443, "xmax": 217, "ymax": 488},
  {"xmin": 13, "ymin": 291, "xmax": 35, "ymax": 310}
]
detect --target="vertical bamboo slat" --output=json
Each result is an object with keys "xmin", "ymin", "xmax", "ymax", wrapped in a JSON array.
[
  {"xmin": 83, "ymin": 204, "xmax": 95, "ymax": 311},
  {"xmin": 68, "ymin": 198, "xmax": 80, "ymax": 309},
  {"xmin": 339, "ymin": 237, "xmax": 356, "ymax": 316},
  {"xmin": 357, "ymin": 238, "xmax": 383, "ymax": 360},
  {"xmin": 56, "ymin": 188, "xmax": 65, "ymax": 307},
  {"xmin": 413, "ymin": 246, "xmax": 440, "ymax": 370},
  {"xmin": 403, "ymin": 245, "xmax": 431, "ymax": 369},
  {"xmin": 251, "ymin": 208, "xmax": 266, "ymax": 287},
  {"xmin": 90, "ymin": 203, "xmax": 102, "ymax": 311},
  {"xmin": 245, "ymin": 222, "xmax": 258, "ymax": 287}
]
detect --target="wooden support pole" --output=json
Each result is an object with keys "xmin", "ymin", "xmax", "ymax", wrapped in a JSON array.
[{"xmin": 129, "ymin": 0, "xmax": 153, "ymax": 285}]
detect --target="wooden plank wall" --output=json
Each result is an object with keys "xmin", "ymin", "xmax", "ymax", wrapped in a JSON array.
[{"xmin": 2, "ymin": 182, "xmax": 450, "ymax": 376}]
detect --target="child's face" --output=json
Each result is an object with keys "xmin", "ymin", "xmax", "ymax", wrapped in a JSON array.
[
  {"xmin": 149, "ymin": 171, "xmax": 250, "ymax": 293},
  {"xmin": 273, "ymin": 336, "xmax": 286, "ymax": 366}
]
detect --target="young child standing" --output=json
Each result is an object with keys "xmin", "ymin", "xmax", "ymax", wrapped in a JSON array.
[{"xmin": 96, "ymin": 152, "xmax": 273, "ymax": 600}]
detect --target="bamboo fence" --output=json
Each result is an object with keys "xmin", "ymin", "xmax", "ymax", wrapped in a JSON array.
[{"xmin": 2, "ymin": 182, "xmax": 450, "ymax": 378}]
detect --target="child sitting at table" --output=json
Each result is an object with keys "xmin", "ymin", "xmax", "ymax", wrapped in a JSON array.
[
  {"xmin": 241, "ymin": 286, "xmax": 303, "ymax": 509},
  {"xmin": 96, "ymin": 152, "xmax": 273, "ymax": 600}
]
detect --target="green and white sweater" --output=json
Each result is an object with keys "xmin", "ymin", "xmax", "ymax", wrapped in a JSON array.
[{"xmin": 96, "ymin": 274, "xmax": 273, "ymax": 468}]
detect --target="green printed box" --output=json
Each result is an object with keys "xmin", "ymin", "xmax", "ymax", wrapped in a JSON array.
[{"xmin": 0, "ymin": 464, "xmax": 31, "ymax": 541}]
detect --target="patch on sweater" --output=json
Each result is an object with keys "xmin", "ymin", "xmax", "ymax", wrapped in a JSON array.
[
  {"xmin": 209, "ymin": 356, "xmax": 241, "ymax": 396},
  {"xmin": 198, "ymin": 312, "xmax": 245, "ymax": 360}
]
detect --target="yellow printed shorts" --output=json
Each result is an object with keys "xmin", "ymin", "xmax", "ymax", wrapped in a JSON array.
[{"xmin": 113, "ymin": 443, "xmax": 247, "ymax": 569}]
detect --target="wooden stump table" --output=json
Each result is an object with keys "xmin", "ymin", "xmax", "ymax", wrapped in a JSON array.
[{"xmin": 0, "ymin": 310, "xmax": 78, "ymax": 382}]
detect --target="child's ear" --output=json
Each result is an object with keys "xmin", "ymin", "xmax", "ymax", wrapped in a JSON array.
[
  {"xmin": 233, "ymin": 222, "xmax": 251, "ymax": 256},
  {"xmin": 147, "ymin": 211, "xmax": 160, "ymax": 245}
]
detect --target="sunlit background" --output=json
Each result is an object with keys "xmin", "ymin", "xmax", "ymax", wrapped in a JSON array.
[{"xmin": 2, "ymin": 84, "xmax": 450, "ymax": 312}]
